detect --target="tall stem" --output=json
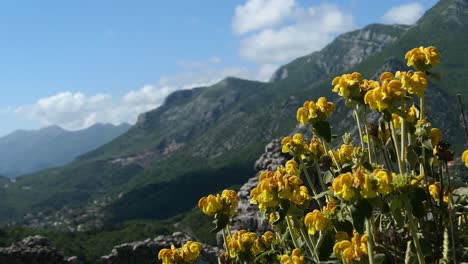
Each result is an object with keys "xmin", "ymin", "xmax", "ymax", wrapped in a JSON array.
[
  {"xmin": 405, "ymin": 201, "xmax": 425, "ymax": 264},
  {"xmin": 299, "ymin": 160, "xmax": 323, "ymax": 208},
  {"xmin": 363, "ymin": 106, "xmax": 374, "ymax": 164},
  {"xmin": 314, "ymin": 159, "xmax": 326, "ymax": 192},
  {"xmin": 222, "ymin": 228, "xmax": 231, "ymax": 259},
  {"xmin": 420, "ymin": 96, "xmax": 426, "ymax": 178},
  {"xmin": 366, "ymin": 216, "xmax": 376, "ymax": 264},
  {"xmin": 400, "ymin": 113, "xmax": 406, "ymax": 174},
  {"xmin": 286, "ymin": 216, "xmax": 301, "ymax": 249},
  {"xmin": 354, "ymin": 106, "xmax": 365, "ymax": 149},
  {"xmin": 390, "ymin": 121, "xmax": 403, "ymax": 174}
]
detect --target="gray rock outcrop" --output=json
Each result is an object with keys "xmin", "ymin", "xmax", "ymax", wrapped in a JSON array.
[
  {"xmin": 101, "ymin": 232, "xmax": 221, "ymax": 264},
  {"xmin": 0, "ymin": 235, "xmax": 75, "ymax": 264}
]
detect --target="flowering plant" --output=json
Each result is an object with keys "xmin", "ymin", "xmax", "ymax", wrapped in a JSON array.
[{"xmin": 158, "ymin": 47, "xmax": 468, "ymax": 264}]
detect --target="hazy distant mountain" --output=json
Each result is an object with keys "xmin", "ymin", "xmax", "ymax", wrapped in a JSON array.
[
  {"xmin": 0, "ymin": 123, "xmax": 130, "ymax": 177},
  {"xmin": 1, "ymin": 0, "xmax": 466, "ymax": 225}
]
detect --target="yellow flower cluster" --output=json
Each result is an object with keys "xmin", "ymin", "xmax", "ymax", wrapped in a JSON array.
[
  {"xmin": 198, "ymin": 189, "xmax": 239, "ymax": 217},
  {"xmin": 405, "ymin": 46, "xmax": 440, "ymax": 71},
  {"xmin": 396, "ymin": 70, "xmax": 428, "ymax": 97},
  {"xmin": 279, "ymin": 248, "xmax": 305, "ymax": 264},
  {"xmin": 250, "ymin": 164, "xmax": 311, "ymax": 211},
  {"xmin": 332, "ymin": 168, "xmax": 393, "ymax": 201},
  {"xmin": 304, "ymin": 209, "xmax": 332, "ymax": 235},
  {"xmin": 332, "ymin": 72, "xmax": 362, "ymax": 98},
  {"xmin": 281, "ymin": 133, "xmax": 308, "ymax": 157},
  {"xmin": 297, "ymin": 97, "xmax": 335, "ymax": 125},
  {"xmin": 158, "ymin": 241, "xmax": 202, "ymax": 264},
  {"xmin": 333, "ymin": 232, "xmax": 368, "ymax": 264},
  {"xmin": 364, "ymin": 72, "xmax": 405, "ymax": 112},
  {"xmin": 391, "ymin": 104, "xmax": 418, "ymax": 128},
  {"xmin": 226, "ymin": 230, "xmax": 275, "ymax": 258},
  {"xmin": 372, "ymin": 169, "xmax": 393, "ymax": 195},
  {"xmin": 328, "ymin": 144, "xmax": 358, "ymax": 166},
  {"xmin": 332, "ymin": 172, "xmax": 356, "ymax": 201},
  {"xmin": 309, "ymin": 137, "xmax": 324, "ymax": 158},
  {"xmin": 463, "ymin": 149, "xmax": 468, "ymax": 168}
]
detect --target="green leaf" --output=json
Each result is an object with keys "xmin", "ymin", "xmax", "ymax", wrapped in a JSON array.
[
  {"xmin": 351, "ymin": 199, "xmax": 372, "ymax": 233},
  {"xmin": 323, "ymin": 171, "xmax": 334, "ymax": 184},
  {"xmin": 210, "ymin": 213, "xmax": 229, "ymax": 233},
  {"xmin": 410, "ymin": 188, "xmax": 427, "ymax": 218},
  {"xmin": 273, "ymin": 199, "xmax": 290, "ymax": 225},
  {"xmin": 390, "ymin": 199, "xmax": 404, "ymax": 226},
  {"xmin": 313, "ymin": 121, "xmax": 332, "ymax": 143},
  {"xmin": 406, "ymin": 145, "xmax": 420, "ymax": 170},
  {"xmin": 374, "ymin": 253, "xmax": 387, "ymax": 264},
  {"xmin": 334, "ymin": 220, "xmax": 353, "ymax": 237},
  {"xmin": 318, "ymin": 231, "xmax": 334, "ymax": 260}
]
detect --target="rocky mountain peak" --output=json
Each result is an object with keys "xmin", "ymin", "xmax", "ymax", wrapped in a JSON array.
[{"xmin": 269, "ymin": 23, "xmax": 409, "ymax": 82}]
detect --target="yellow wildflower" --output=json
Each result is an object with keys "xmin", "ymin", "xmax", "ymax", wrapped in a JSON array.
[
  {"xmin": 252, "ymin": 231, "xmax": 275, "ymax": 256},
  {"xmin": 198, "ymin": 194, "xmax": 222, "ymax": 216},
  {"xmin": 332, "ymin": 172, "xmax": 355, "ymax": 201},
  {"xmin": 373, "ymin": 169, "xmax": 393, "ymax": 195},
  {"xmin": 226, "ymin": 230, "xmax": 257, "ymax": 258},
  {"xmin": 158, "ymin": 241, "xmax": 202, "ymax": 264},
  {"xmin": 281, "ymin": 133, "xmax": 309, "ymax": 156},
  {"xmin": 405, "ymin": 46, "xmax": 440, "ymax": 71},
  {"xmin": 463, "ymin": 149, "xmax": 468, "ymax": 168},
  {"xmin": 429, "ymin": 182, "xmax": 441, "ymax": 202},
  {"xmin": 333, "ymin": 232, "xmax": 368, "ymax": 264},
  {"xmin": 304, "ymin": 209, "xmax": 332, "ymax": 235},
  {"xmin": 297, "ymin": 97, "xmax": 335, "ymax": 125},
  {"xmin": 309, "ymin": 137, "xmax": 324, "ymax": 158},
  {"xmin": 331, "ymin": 72, "xmax": 362, "ymax": 100},
  {"xmin": 431, "ymin": 128, "xmax": 443, "ymax": 147},
  {"xmin": 250, "ymin": 167, "xmax": 311, "ymax": 211},
  {"xmin": 198, "ymin": 189, "xmax": 239, "ymax": 217},
  {"xmin": 279, "ymin": 248, "xmax": 304, "ymax": 264},
  {"xmin": 285, "ymin": 160, "xmax": 300, "ymax": 177},
  {"xmin": 397, "ymin": 70, "xmax": 428, "ymax": 97}
]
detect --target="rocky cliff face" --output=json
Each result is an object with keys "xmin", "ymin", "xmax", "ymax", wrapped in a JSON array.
[{"xmin": 0, "ymin": 236, "xmax": 76, "ymax": 264}]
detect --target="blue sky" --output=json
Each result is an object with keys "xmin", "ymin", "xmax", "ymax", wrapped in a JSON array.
[{"xmin": 0, "ymin": 0, "xmax": 437, "ymax": 136}]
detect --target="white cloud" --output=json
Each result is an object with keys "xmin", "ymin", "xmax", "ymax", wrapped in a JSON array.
[
  {"xmin": 382, "ymin": 2, "xmax": 424, "ymax": 25},
  {"xmin": 14, "ymin": 86, "xmax": 176, "ymax": 130},
  {"xmin": 233, "ymin": 0, "xmax": 295, "ymax": 34},
  {"xmin": 235, "ymin": 2, "xmax": 354, "ymax": 65}
]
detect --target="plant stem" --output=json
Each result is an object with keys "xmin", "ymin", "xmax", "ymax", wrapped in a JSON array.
[
  {"xmin": 366, "ymin": 216, "xmax": 376, "ymax": 264},
  {"xmin": 363, "ymin": 106, "xmax": 374, "ymax": 164},
  {"xmin": 313, "ymin": 159, "xmax": 326, "ymax": 193},
  {"xmin": 299, "ymin": 160, "xmax": 323, "ymax": 208},
  {"xmin": 354, "ymin": 106, "xmax": 365, "ymax": 149},
  {"xmin": 299, "ymin": 225, "xmax": 319, "ymax": 262},
  {"xmin": 420, "ymin": 96, "xmax": 426, "ymax": 179},
  {"xmin": 390, "ymin": 121, "xmax": 403, "ymax": 174},
  {"xmin": 222, "ymin": 228, "xmax": 231, "ymax": 259},
  {"xmin": 404, "ymin": 201, "xmax": 425, "ymax": 264},
  {"xmin": 444, "ymin": 161, "xmax": 458, "ymax": 264},
  {"xmin": 286, "ymin": 216, "xmax": 301, "ymax": 249},
  {"xmin": 320, "ymin": 138, "xmax": 342, "ymax": 171},
  {"xmin": 400, "ymin": 113, "xmax": 406, "ymax": 174}
]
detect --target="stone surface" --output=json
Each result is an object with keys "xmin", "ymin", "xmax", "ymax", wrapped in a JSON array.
[
  {"xmin": 0, "ymin": 235, "xmax": 75, "ymax": 264},
  {"xmin": 100, "ymin": 232, "xmax": 221, "ymax": 264}
]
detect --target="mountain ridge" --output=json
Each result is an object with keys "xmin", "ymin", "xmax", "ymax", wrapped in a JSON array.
[
  {"xmin": 0, "ymin": 123, "xmax": 131, "ymax": 177},
  {"xmin": 1, "ymin": 0, "xmax": 466, "ymax": 227}
]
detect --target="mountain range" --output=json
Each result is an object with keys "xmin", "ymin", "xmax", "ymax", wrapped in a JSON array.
[
  {"xmin": 0, "ymin": 124, "xmax": 130, "ymax": 178},
  {"xmin": 0, "ymin": 0, "xmax": 466, "ymax": 227}
]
